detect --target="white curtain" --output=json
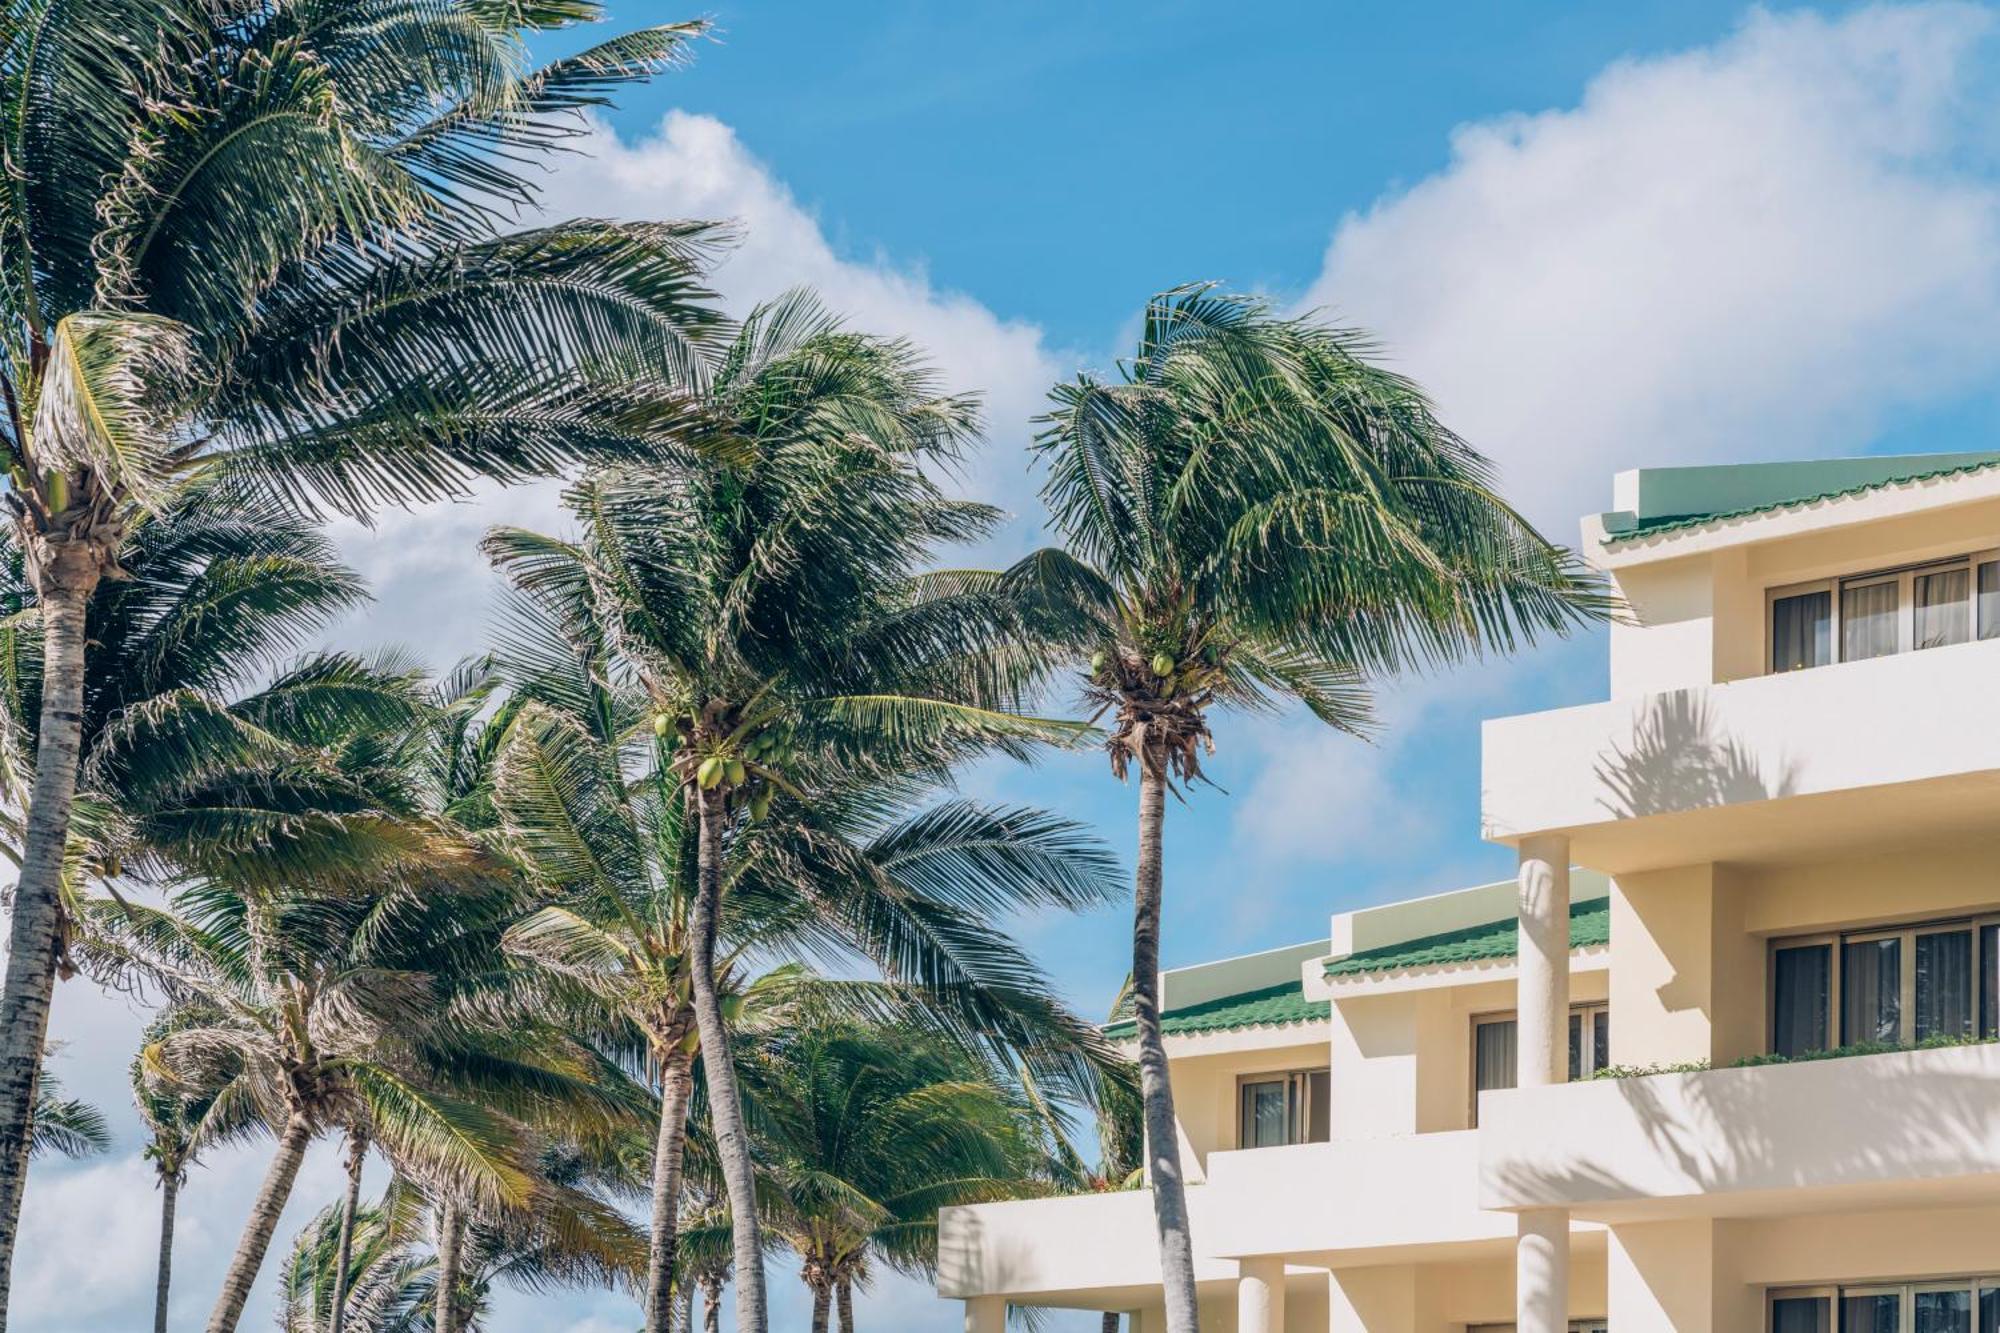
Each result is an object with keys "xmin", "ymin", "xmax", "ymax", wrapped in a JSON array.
[
  {"xmin": 1915, "ymin": 568, "xmax": 1970, "ymax": 650},
  {"xmin": 1843, "ymin": 579, "xmax": 1900, "ymax": 660}
]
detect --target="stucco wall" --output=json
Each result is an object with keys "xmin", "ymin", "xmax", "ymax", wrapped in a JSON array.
[{"xmin": 1168, "ymin": 1037, "xmax": 1334, "ymax": 1169}]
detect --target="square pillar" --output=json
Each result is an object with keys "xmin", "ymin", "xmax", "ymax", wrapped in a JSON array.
[
  {"xmin": 1609, "ymin": 1219, "xmax": 1759, "ymax": 1331},
  {"xmin": 1237, "ymin": 1257, "xmax": 1284, "ymax": 1333}
]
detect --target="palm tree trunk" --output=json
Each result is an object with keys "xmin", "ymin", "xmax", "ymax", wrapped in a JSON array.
[
  {"xmin": 153, "ymin": 1168, "xmax": 179, "ymax": 1333},
  {"xmin": 644, "ymin": 1046, "xmax": 696, "ymax": 1333},
  {"xmin": 700, "ymin": 1274, "xmax": 723, "ymax": 1333},
  {"xmin": 434, "ymin": 1201, "xmax": 465, "ymax": 1333},
  {"xmin": 689, "ymin": 782, "xmax": 767, "ymax": 1333},
  {"xmin": 327, "ymin": 1127, "xmax": 366, "ymax": 1333},
  {"xmin": 679, "ymin": 1278, "xmax": 695, "ymax": 1333},
  {"xmin": 207, "ymin": 1110, "xmax": 315, "ymax": 1333},
  {"xmin": 808, "ymin": 1279, "xmax": 831, "ymax": 1333},
  {"xmin": 835, "ymin": 1277, "xmax": 853, "ymax": 1333},
  {"xmin": 1132, "ymin": 759, "xmax": 1199, "ymax": 1333},
  {"xmin": 0, "ymin": 552, "xmax": 101, "ymax": 1328},
  {"xmin": 1101, "ymin": 1315, "xmax": 1121, "ymax": 1333}
]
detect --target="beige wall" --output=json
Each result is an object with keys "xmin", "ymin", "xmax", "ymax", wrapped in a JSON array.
[
  {"xmin": 1328, "ymin": 1250, "xmax": 1607, "ymax": 1331},
  {"xmin": 1333, "ymin": 971, "xmax": 1610, "ymax": 1139},
  {"xmin": 1168, "ymin": 1038, "xmax": 1333, "ymax": 1169},
  {"xmin": 1598, "ymin": 485, "xmax": 2000, "ymax": 698}
]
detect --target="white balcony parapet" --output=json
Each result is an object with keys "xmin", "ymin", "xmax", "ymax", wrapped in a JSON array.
[
  {"xmin": 1481, "ymin": 637, "xmax": 2000, "ymax": 870},
  {"xmin": 1479, "ymin": 1043, "xmax": 2000, "ymax": 1219}
]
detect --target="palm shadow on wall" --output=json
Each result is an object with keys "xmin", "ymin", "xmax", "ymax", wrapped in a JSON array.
[{"xmin": 1594, "ymin": 690, "xmax": 1799, "ymax": 820}]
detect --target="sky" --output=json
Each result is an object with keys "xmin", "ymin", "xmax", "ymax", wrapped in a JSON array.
[{"xmin": 22, "ymin": 3, "xmax": 2000, "ymax": 1330}]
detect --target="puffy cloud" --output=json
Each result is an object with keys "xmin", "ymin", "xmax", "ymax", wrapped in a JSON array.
[
  {"xmin": 1238, "ymin": 3, "xmax": 2000, "ymax": 864},
  {"xmin": 335, "ymin": 111, "xmax": 1068, "ymax": 667},
  {"xmin": 1302, "ymin": 3, "xmax": 2000, "ymax": 533}
]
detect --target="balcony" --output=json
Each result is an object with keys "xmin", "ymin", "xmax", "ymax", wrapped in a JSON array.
[
  {"xmin": 1478, "ymin": 1042, "xmax": 2000, "ymax": 1220},
  {"xmin": 938, "ymin": 1134, "xmax": 1530, "ymax": 1303},
  {"xmin": 1481, "ymin": 637, "xmax": 2000, "ymax": 872}
]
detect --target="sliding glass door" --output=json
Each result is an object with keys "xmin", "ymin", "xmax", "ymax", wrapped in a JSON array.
[
  {"xmin": 1771, "ymin": 1278, "xmax": 2000, "ymax": 1330},
  {"xmin": 1771, "ymin": 916, "xmax": 2000, "ymax": 1056}
]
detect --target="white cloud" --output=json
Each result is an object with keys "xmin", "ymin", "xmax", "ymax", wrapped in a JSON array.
[
  {"xmin": 1240, "ymin": 3, "xmax": 2000, "ymax": 860},
  {"xmin": 1302, "ymin": 2, "xmax": 2000, "ymax": 533},
  {"xmin": 336, "ymin": 111, "xmax": 1068, "ymax": 667}
]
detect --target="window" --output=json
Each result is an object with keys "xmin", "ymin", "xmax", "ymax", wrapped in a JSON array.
[
  {"xmin": 1770, "ymin": 1279, "xmax": 2000, "ymax": 1331},
  {"xmin": 1471, "ymin": 1004, "xmax": 1610, "ymax": 1124},
  {"xmin": 1466, "ymin": 1323, "xmax": 1606, "ymax": 1332},
  {"xmin": 1235, "ymin": 1068, "xmax": 1329, "ymax": 1149},
  {"xmin": 1770, "ymin": 915, "xmax": 2000, "ymax": 1057},
  {"xmin": 1768, "ymin": 549, "xmax": 2000, "ymax": 674}
]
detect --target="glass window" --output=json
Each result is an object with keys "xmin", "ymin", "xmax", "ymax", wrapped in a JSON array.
[
  {"xmin": 1773, "ymin": 943, "xmax": 1831, "ymax": 1057},
  {"xmin": 1916, "ymin": 929, "xmax": 1976, "ymax": 1041},
  {"xmin": 1918, "ymin": 1289, "xmax": 1974, "ymax": 1333},
  {"xmin": 1237, "ymin": 1069, "xmax": 1328, "ymax": 1149},
  {"xmin": 1844, "ymin": 1291, "xmax": 1904, "ymax": 1332},
  {"xmin": 1984, "ymin": 924, "xmax": 2000, "ymax": 1040},
  {"xmin": 1843, "ymin": 577, "xmax": 1902, "ymax": 661},
  {"xmin": 1306, "ymin": 1070, "xmax": 1331, "ymax": 1142},
  {"xmin": 1916, "ymin": 567, "xmax": 1973, "ymax": 649},
  {"xmin": 1239, "ymin": 1079, "xmax": 1287, "ymax": 1149},
  {"xmin": 1843, "ymin": 937, "xmax": 1903, "ymax": 1046},
  {"xmin": 1566, "ymin": 1004, "xmax": 1611, "ymax": 1080},
  {"xmin": 1980, "ymin": 1286, "xmax": 2000, "ymax": 1333},
  {"xmin": 1772, "ymin": 1296, "xmax": 1831, "ymax": 1333},
  {"xmin": 1773, "ymin": 589, "xmax": 1833, "ymax": 672},
  {"xmin": 1979, "ymin": 562, "xmax": 2000, "ymax": 641}
]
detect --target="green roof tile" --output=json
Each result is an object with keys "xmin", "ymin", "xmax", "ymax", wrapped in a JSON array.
[
  {"xmin": 1322, "ymin": 896, "xmax": 1610, "ymax": 980},
  {"xmin": 1603, "ymin": 456, "xmax": 2000, "ymax": 545},
  {"xmin": 1102, "ymin": 980, "xmax": 1328, "ymax": 1040}
]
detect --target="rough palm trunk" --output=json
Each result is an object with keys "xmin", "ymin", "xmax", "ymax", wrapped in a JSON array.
[
  {"xmin": 434, "ymin": 1201, "xmax": 465, "ymax": 1333},
  {"xmin": 327, "ymin": 1128, "xmax": 366, "ymax": 1333},
  {"xmin": 1101, "ymin": 1314, "xmax": 1121, "ymax": 1333},
  {"xmin": 207, "ymin": 1110, "xmax": 315, "ymax": 1333},
  {"xmin": 807, "ymin": 1278, "xmax": 831, "ymax": 1333},
  {"xmin": 644, "ymin": 1046, "xmax": 696, "ymax": 1333},
  {"xmin": 0, "ymin": 552, "xmax": 101, "ymax": 1327},
  {"xmin": 1133, "ymin": 759, "xmax": 1199, "ymax": 1333},
  {"xmin": 835, "ymin": 1276, "xmax": 853, "ymax": 1333},
  {"xmin": 700, "ymin": 1274, "xmax": 723, "ymax": 1333},
  {"xmin": 153, "ymin": 1167, "xmax": 180, "ymax": 1333},
  {"xmin": 689, "ymin": 783, "xmax": 767, "ymax": 1333}
]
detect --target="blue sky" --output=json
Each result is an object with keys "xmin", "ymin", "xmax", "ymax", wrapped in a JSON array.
[{"xmin": 26, "ymin": 3, "xmax": 2000, "ymax": 1330}]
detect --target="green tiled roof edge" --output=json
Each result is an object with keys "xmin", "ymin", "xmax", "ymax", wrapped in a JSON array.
[
  {"xmin": 1322, "ymin": 896, "xmax": 1610, "ymax": 979},
  {"xmin": 1102, "ymin": 979, "xmax": 1329, "ymax": 1040},
  {"xmin": 1604, "ymin": 458, "xmax": 2000, "ymax": 544}
]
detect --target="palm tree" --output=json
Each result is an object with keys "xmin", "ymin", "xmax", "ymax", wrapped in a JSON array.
[
  {"xmin": 743, "ymin": 1014, "xmax": 1047, "ymax": 1333},
  {"xmin": 0, "ymin": 8, "xmax": 725, "ymax": 1301},
  {"xmin": 1028, "ymin": 286, "xmax": 1608, "ymax": 1331},
  {"xmin": 24, "ymin": 1066, "xmax": 107, "ymax": 1161},
  {"xmin": 132, "ymin": 1003, "xmax": 258, "ymax": 1333},
  {"xmin": 482, "ymin": 292, "xmax": 1092, "ymax": 1332},
  {"xmin": 485, "ymin": 629, "xmax": 1123, "ymax": 1333}
]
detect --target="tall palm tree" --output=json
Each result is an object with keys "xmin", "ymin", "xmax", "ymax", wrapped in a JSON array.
[
  {"xmin": 23, "ymin": 1066, "xmax": 107, "ymax": 1161},
  {"xmin": 482, "ymin": 292, "xmax": 1090, "ymax": 1332},
  {"xmin": 1029, "ymin": 286, "xmax": 1608, "ymax": 1332},
  {"xmin": 743, "ymin": 1014, "xmax": 1047, "ymax": 1333},
  {"xmin": 0, "ymin": 8, "xmax": 725, "ymax": 1301},
  {"xmin": 132, "ymin": 1003, "xmax": 259, "ymax": 1333},
  {"xmin": 281, "ymin": 1157, "xmax": 652, "ymax": 1333},
  {"xmin": 485, "ymin": 617, "xmax": 1122, "ymax": 1333}
]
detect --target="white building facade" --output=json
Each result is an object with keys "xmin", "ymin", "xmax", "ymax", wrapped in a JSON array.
[{"xmin": 938, "ymin": 452, "xmax": 2000, "ymax": 1332}]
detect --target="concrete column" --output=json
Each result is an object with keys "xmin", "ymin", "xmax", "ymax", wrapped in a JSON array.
[
  {"xmin": 963, "ymin": 1295, "xmax": 1005, "ymax": 1333},
  {"xmin": 1516, "ymin": 835, "xmax": 1570, "ymax": 1332},
  {"xmin": 1518, "ymin": 1208, "xmax": 1570, "ymax": 1332},
  {"xmin": 1516, "ymin": 834, "xmax": 1571, "ymax": 1088},
  {"xmin": 1237, "ymin": 1257, "xmax": 1285, "ymax": 1333}
]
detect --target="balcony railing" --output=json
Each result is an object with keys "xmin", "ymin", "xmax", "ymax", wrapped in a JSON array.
[
  {"xmin": 1481, "ymin": 637, "xmax": 2000, "ymax": 869},
  {"xmin": 1478, "ymin": 1042, "xmax": 2000, "ymax": 1219}
]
